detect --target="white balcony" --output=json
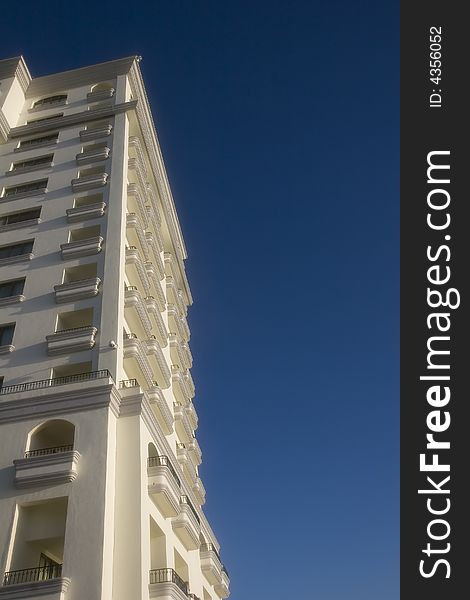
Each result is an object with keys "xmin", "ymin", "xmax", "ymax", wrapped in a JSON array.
[
  {"xmin": 171, "ymin": 365, "xmax": 193, "ymax": 406},
  {"xmin": 171, "ymin": 496, "xmax": 200, "ymax": 551},
  {"xmin": 80, "ymin": 124, "xmax": 112, "ymax": 141},
  {"xmin": 188, "ymin": 437, "xmax": 202, "ymax": 466},
  {"xmin": 173, "ymin": 402, "xmax": 193, "ymax": 442},
  {"xmin": 146, "ymin": 234, "xmax": 164, "ymax": 279},
  {"xmin": 176, "ymin": 442, "xmax": 188, "ymax": 467},
  {"xmin": 124, "ymin": 287, "xmax": 153, "ymax": 338},
  {"xmin": 71, "ymin": 172, "xmax": 108, "ymax": 192},
  {"xmin": 146, "ymin": 266, "xmax": 166, "ymax": 310},
  {"xmin": 128, "ymin": 136, "xmax": 147, "ymax": 176},
  {"xmin": 123, "ymin": 334, "xmax": 154, "ymax": 387},
  {"xmin": 14, "ymin": 448, "xmax": 80, "ymax": 487},
  {"xmin": 186, "ymin": 402, "xmax": 198, "ymax": 431},
  {"xmin": 76, "ymin": 146, "xmax": 111, "ymax": 165},
  {"xmin": 128, "ymin": 157, "xmax": 148, "ymax": 196},
  {"xmin": 199, "ymin": 543, "xmax": 223, "ymax": 587},
  {"xmin": 192, "ymin": 476, "xmax": 205, "ymax": 506},
  {"xmin": 0, "ymin": 572, "xmax": 70, "ymax": 600},
  {"xmin": 146, "ymin": 384, "xmax": 173, "ymax": 434},
  {"xmin": 145, "ymin": 338, "xmax": 171, "ymax": 389},
  {"xmin": 60, "ymin": 236, "xmax": 103, "ymax": 259},
  {"xmin": 147, "ymin": 456, "xmax": 181, "ymax": 518},
  {"xmin": 126, "ymin": 212, "xmax": 149, "ymax": 258},
  {"xmin": 148, "ymin": 568, "xmax": 188, "ymax": 600},
  {"xmin": 166, "ymin": 277, "xmax": 186, "ymax": 317},
  {"xmin": 66, "ymin": 202, "xmax": 106, "ymax": 222},
  {"xmin": 87, "ymin": 88, "xmax": 115, "ymax": 103},
  {"xmin": 169, "ymin": 336, "xmax": 192, "ymax": 371},
  {"xmin": 46, "ymin": 326, "xmax": 97, "ymax": 355},
  {"xmin": 214, "ymin": 569, "xmax": 230, "ymax": 599},
  {"xmin": 167, "ymin": 306, "xmax": 188, "ymax": 344},
  {"xmin": 145, "ymin": 297, "xmax": 167, "ymax": 342},
  {"xmin": 125, "ymin": 246, "xmax": 151, "ymax": 293},
  {"xmin": 54, "ymin": 277, "xmax": 101, "ymax": 303},
  {"xmin": 127, "ymin": 183, "xmax": 149, "ymax": 228}
]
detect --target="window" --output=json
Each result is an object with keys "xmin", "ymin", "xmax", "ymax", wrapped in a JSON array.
[
  {"xmin": 0, "ymin": 241, "xmax": 34, "ymax": 260},
  {"xmin": 0, "ymin": 279, "xmax": 25, "ymax": 299},
  {"xmin": 0, "ymin": 209, "xmax": 41, "ymax": 227},
  {"xmin": 11, "ymin": 155, "xmax": 53, "ymax": 172},
  {"xmin": 0, "ymin": 324, "xmax": 15, "ymax": 346},
  {"xmin": 33, "ymin": 94, "xmax": 67, "ymax": 108},
  {"xmin": 18, "ymin": 133, "xmax": 58, "ymax": 149},
  {"xmin": 27, "ymin": 113, "xmax": 63, "ymax": 124},
  {"xmin": 3, "ymin": 180, "xmax": 48, "ymax": 197}
]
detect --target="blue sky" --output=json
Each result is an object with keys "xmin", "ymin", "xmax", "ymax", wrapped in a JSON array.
[{"xmin": 4, "ymin": 1, "xmax": 399, "ymax": 598}]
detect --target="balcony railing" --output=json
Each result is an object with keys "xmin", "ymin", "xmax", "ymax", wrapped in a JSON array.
[
  {"xmin": 149, "ymin": 568, "xmax": 188, "ymax": 594},
  {"xmin": 25, "ymin": 445, "xmax": 73, "ymax": 458},
  {"xmin": 180, "ymin": 495, "xmax": 200, "ymax": 524},
  {"xmin": 200, "ymin": 543, "xmax": 222, "ymax": 564},
  {"xmin": 2, "ymin": 564, "xmax": 62, "ymax": 586},
  {"xmin": 119, "ymin": 379, "xmax": 139, "ymax": 388},
  {"xmin": 148, "ymin": 455, "xmax": 181, "ymax": 487},
  {"xmin": 0, "ymin": 370, "xmax": 111, "ymax": 395}
]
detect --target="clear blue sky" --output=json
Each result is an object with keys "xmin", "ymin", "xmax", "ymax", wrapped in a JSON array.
[{"xmin": 4, "ymin": 1, "xmax": 399, "ymax": 598}]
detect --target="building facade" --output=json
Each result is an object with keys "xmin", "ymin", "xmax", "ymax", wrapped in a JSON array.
[{"xmin": 0, "ymin": 56, "xmax": 229, "ymax": 600}]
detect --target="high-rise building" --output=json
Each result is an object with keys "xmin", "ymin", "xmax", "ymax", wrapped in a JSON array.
[{"xmin": 0, "ymin": 55, "xmax": 229, "ymax": 600}]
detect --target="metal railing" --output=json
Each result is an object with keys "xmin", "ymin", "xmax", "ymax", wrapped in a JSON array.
[
  {"xmin": 149, "ymin": 568, "xmax": 188, "ymax": 594},
  {"xmin": 25, "ymin": 445, "xmax": 73, "ymax": 458},
  {"xmin": 0, "ymin": 370, "xmax": 111, "ymax": 396},
  {"xmin": 147, "ymin": 455, "xmax": 181, "ymax": 487},
  {"xmin": 53, "ymin": 325, "xmax": 95, "ymax": 335},
  {"xmin": 200, "ymin": 543, "xmax": 222, "ymax": 564},
  {"xmin": 180, "ymin": 495, "xmax": 200, "ymax": 524},
  {"xmin": 3, "ymin": 564, "xmax": 62, "ymax": 586}
]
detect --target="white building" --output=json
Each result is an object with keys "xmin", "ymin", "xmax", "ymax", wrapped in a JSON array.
[{"xmin": 0, "ymin": 55, "xmax": 229, "ymax": 600}]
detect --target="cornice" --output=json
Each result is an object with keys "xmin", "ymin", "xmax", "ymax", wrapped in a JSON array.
[
  {"xmin": 127, "ymin": 61, "xmax": 193, "ymax": 305},
  {"xmin": 8, "ymin": 101, "xmax": 137, "ymax": 138}
]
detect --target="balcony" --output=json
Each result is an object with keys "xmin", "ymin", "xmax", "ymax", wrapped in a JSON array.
[
  {"xmin": 169, "ymin": 337, "xmax": 192, "ymax": 371},
  {"xmin": 127, "ymin": 183, "xmax": 149, "ymax": 228},
  {"xmin": 146, "ymin": 383, "xmax": 173, "ymax": 434},
  {"xmin": 173, "ymin": 403, "xmax": 193, "ymax": 443},
  {"xmin": 192, "ymin": 477, "xmax": 206, "ymax": 506},
  {"xmin": 87, "ymin": 88, "xmax": 115, "ymax": 103},
  {"xmin": 128, "ymin": 157, "xmax": 148, "ymax": 196},
  {"xmin": 125, "ymin": 246, "xmax": 151, "ymax": 293},
  {"xmin": 147, "ymin": 455, "xmax": 181, "ymax": 517},
  {"xmin": 166, "ymin": 277, "xmax": 186, "ymax": 317},
  {"xmin": 145, "ymin": 297, "xmax": 167, "ymax": 342},
  {"xmin": 146, "ymin": 267, "xmax": 166, "ymax": 310},
  {"xmin": 171, "ymin": 365, "xmax": 194, "ymax": 406},
  {"xmin": 14, "ymin": 446, "xmax": 80, "ymax": 488},
  {"xmin": 66, "ymin": 201, "xmax": 106, "ymax": 222},
  {"xmin": 71, "ymin": 171, "xmax": 108, "ymax": 192},
  {"xmin": 146, "ymin": 234, "xmax": 164, "ymax": 278},
  {"xmin": 168, "ymin": 305, "xmax": 190, "ymax": 343},
  {"xmin": 126, "ymin": 212, "xmax": 149, "ymax": 259},
  {"xmin": 76, "ymin": 146, "xmax": 111, "ymax": 165},
  {"xmin": 188, "ymin": 437, "xmax": 202, "ymax": 466},
  {"xmin": 128, "ymin": 136, "xmax": 147, "ymax": 175},
  {"xmin": 176, "ymin": 442, "xmax": 188, "ymax": 467},
  {"xmin": 46, "ymin": 326, "xmax": 97, "ymax": 355},
  {"xmin": 54, "ymin": 277, "xmax": 101, "ymax": 303},
  {"xmin": 145, "ymin": 338, "xmax": 171, "ymax": 389},
  {"xmin": 148, "ymin": 568, "xmax": 188, "ymax": 600},
  {"xmin": 60, "ymin": 236, "xmax": 103, "ymax": 259},
  {"xmin": 186, "ymin": 402, "xmax": 198, "ymax": 431},
  {"xmin": 123, "ymin": 334, "xmax": 154, "ymax": 387},
  {"xmin": 124, "ymin": 287, "xmax": 153, "ymax": 338},
  {"xmin": 0, "ymin": 370, "xmax": 111, "ymax": 396},
  {"xmin": 172, "ymin": 496, "xmax": 200, "ymax": 551},
  {"xmin": 0, "ymin": 565, "xmax": 70, "ymax": 600},
  {"xmin": 200, "ymin": 543, "xmax": 223, "ymax": 586},
  {"xmin": 214, "ymin": 568, "xmax": 230, "ymax": 599},
  {"xmin": 79, "ymin": 124, "xmax": 112, "ymax": 141}
]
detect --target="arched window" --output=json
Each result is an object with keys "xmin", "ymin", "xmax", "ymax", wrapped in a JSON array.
[
  {"xmin": 26, "ymin": 420, "xmax": 75, "ymax": 457},
  {"xmin": 33, "ymin": 95, "xmax": 67, "ymax": 109},
  {"xmin": 91, "ymin": 82, "xmax": 114, "ymax": 93}
]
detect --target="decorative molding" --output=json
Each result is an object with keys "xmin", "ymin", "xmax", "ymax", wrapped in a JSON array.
[
  {"xmin": 148, "ymin": 580, "xmax": 188, "ymax": 600},
  {"xmin": 13, "ymin": 450, "xmax": 80, "ymax": 488},
  {"xmin": 124, "ymin": 288, "xmax": 153, "ymax": 338},
  {"xmin": 144, "ymin": 338, "xmax": 171, "ymax": 389},
  {"xmin": 46, "ymin": 326, "xmax": 97, "ymax": 355},
  {"xmin": 71, "ymin": 172, "xmax": 108, "ymax": 192},
  {"xmin": 79, "ymin": 125, "xmax": 112, "ymax": 142},
  {"xmin": 0, "ymin": 253, "xmax": 34, "ymax": 267},
  {"xmin": 54, "ymin": 277, "xmax": 101, "ymax": 303},
  {"xmin": 147, "ymin": 464, "xmax": 181, "ymax": 517},
  {"xmin": 0, "ymin": 295, "xmax": 25, "ymax": 307},
  {"xmin": 171, "ymin": 503, "xmax": 200, "ymax": 551},
  {"xmin": 0, "ymin": 344, "xmax": 15, "ymax": 355},
  {"xmin": 66, "ymin": 202, "xmax": 106, "ymax": 222},
  {"xmin": 0, "ymin": 218, "xmax": 40, "ymax": 234},
  {"xmin": 76, "ymin": 147, "xmax": 111, "ymax": 165},
  {"xmin": 8, "ymin": 101, "xmax": 137, "ymax": 139},
  {"xmin": 60, "ymin": 236, "xmax": 103, "ymax": 259},
  {"xmin": 87, "ymin": 88, "xmax": 115, "ymax": 103},
  {"xmin": 0, "ymin": 576, "xmax": 71, "ymax": 599}
]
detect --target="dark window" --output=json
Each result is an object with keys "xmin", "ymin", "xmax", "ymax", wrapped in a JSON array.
[
  {"xmin": 3, "ymin": 180, "xmax": 48, "ymax": 197},
  {"xmin": 33, "ymin": 95, "xmax": 67, "ymax": 108},
  {"xmin": 0, "ymin": 209, "xmax": 41, "ymax": 226},
  {"xmin": 18, "ymin": 133, "xmax": 58, "ymax": 148},
  {"xmin": 0, "ymin": 241, "xmax": 34, "ymax": 260},
  {"xmin": 0, "ymin": 279, "xmax": 25, "ymax": 298},
  {"xmin": 12, "ymin": 155, "xmax": 53, "ymax": 171},
  {"xmin": 0, "ymin": 324, "xmax": 15, "ymax": 346}
]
